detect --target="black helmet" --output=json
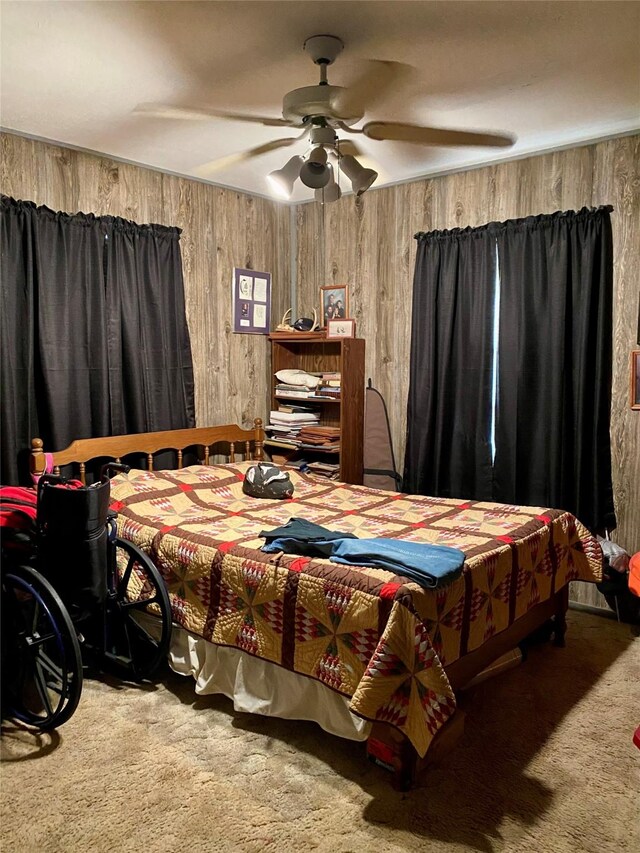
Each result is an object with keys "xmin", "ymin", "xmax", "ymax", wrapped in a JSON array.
[{"xmin": 242, "ymin": 464, "xmax": 294, "ymax": 499}]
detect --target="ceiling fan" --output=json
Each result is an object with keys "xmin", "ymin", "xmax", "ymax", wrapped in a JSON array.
[{"xmin": 136, "ymin": 35, "xmax": 515, "ymax": 201}]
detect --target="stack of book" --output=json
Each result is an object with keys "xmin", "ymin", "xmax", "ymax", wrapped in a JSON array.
[
  {"xmin": 265, "ymin": 408, "xmax": 320, "ymax": 449},
  {"xmin": 313, "ymin": 372, "xmax": 341, "ymax": 399},
  {"xmin": 275, "ymin": 383, "xmax": 318, "ymax": 400},
  {"xmin": 297, "ymin": 425, "xmax": 341, "ymax": 453},
  {"xmin": 275, "ymin": 372, "xmax": 341, "ymax": 401},
  {"xmin": 306, "ymin": 460, "xmax": 340, "ymax": 480},
  {"xmin": 314, "ymin": 386, "xmax": 340, "ymax": 399}
]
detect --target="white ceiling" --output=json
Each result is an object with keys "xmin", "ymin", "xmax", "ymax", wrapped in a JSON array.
[{"xmin": 1, "ymin": 1, "xmax": 639, "ymax": 203}]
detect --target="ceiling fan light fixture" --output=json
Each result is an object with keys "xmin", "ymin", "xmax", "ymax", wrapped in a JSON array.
[
  {"xmin": 299, "ymin": 147, "xmax": 331, "ymax": 189},
  {"xmin": 314, "ymin": 165, "xmax": 342, "ymax": 204},
  {"xmin": 266, "ymin": 155, "xmax": 303, "ymax": 199},
  {"xmin": 300, "ymin": 163, "xmax": 331, "ymax": 189},
  {"xmin": 353, "ymin": 168, "xmax": 378, "ymax": 196},
  {"xmin": 339, "ymin": 154, "xmax": 378, "ymax": 196},
  {"xmin": 307, "ymin": 146, "xmax": 328, "ymax": 165}
]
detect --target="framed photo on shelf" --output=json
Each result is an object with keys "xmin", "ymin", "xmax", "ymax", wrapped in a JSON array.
[
  {"xmin": 631, "ymin": 350, "xmax": 640, "ymax": 410},
  {"xmin": 320, "ymin": 284, "xmax": 348, "ymax": 328},
  {"xmin": 327, "ymin": 318, "xmax": 356, "ymax": 339},
  {"xmin": 233, "ymin": 267, "xmax": 271, "ymax": 334}
]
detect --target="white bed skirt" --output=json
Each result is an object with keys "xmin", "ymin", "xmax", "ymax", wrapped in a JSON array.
[{"xmin": 168, "ymin": 625, "xmax": 371, "ymax": 742}]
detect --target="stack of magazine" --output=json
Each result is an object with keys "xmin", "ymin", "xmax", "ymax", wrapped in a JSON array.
[{"xmin": 265, "ymin": 408, "xmax": 320, "ymax": 449}]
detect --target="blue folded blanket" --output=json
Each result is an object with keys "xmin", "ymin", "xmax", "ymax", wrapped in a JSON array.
[
  {"xmin": 330, "ymin": 537, "xmax": 464, "ymax": 589},
  {"xmin": 260, "ymin": 518, "xmax": 465, "ymax": 589}
]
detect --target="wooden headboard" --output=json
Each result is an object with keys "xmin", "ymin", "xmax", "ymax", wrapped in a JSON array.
[{"xmin": 30, "ymin": 420, "xmax": 264, "ymax": 484}]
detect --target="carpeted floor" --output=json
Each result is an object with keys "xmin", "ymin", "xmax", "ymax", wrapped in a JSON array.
[{"xmin": 1, "ymin": 609, "xmax": 639, "ymax": 853}]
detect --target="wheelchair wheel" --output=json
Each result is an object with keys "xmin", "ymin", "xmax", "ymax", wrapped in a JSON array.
[
  {"xmin": 1, "ymin": 564, "xmax": 83, "ymax": 730},
  {"xmin": 98, "ymin": 538, "xmax": 172, "ymax": 681}
]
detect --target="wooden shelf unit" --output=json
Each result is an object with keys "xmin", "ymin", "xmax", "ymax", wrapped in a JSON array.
[{"xmin": 268, "ymin": 333, "xmax": 365, "ymax": 485}]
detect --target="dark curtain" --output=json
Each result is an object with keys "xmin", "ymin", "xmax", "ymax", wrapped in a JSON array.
[
  {"xmin": 493, "ymin": 207, "xmax": 616, "ymax": 531},
  {"xmin": 1, "ymin": 197, "xmax": 195, "ymax": 484},
  {"xmin": 1, "ymin": 198, "xmax": 109, "ymax": 483},
  {"xmin": 403, "ymin": 225, "xmax": 497, "ymax": 500},
  {"xmin": 1, "ymin": 198, "xmax": 37, "ymax": 484},
  {"xmin": 104, "ymin": 219, "xmax": 195, "ymax": 434}
]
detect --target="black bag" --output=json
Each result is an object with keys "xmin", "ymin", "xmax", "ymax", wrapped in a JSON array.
[{"xmin": 37, "ymin": 476, "xmax": 111, "ymax": 617}]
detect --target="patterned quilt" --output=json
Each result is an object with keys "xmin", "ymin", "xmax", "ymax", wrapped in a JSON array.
[{"xmin": 110, "ymin": 463, "xmax": 602, "ymax": 756}]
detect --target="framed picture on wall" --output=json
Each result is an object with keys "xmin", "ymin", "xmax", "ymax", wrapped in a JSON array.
[
  {"xmin": 320, "ymin": 284, "xmax": 348, "ymax": 328},
  {"xmin": 631, "ymin": 350, "xmax": 640, "ymax": 410},
  {"xmin": 233, "ymin": 267, "xmax": 271, "ymax": 334}
]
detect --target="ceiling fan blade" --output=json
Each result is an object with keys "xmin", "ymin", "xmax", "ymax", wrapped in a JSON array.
[
  {"xmin": 332, "ymin": 61, "xmax": 412, "ymax": 118},
  {"xmin": 195, "ymin": 133, "xmax": 307, "ymax": 176},
  {"xmin": 362, "ymin": 122, "xmax": 515, "ymax": 148},
  {"xmin": 134, "ymin": 103, "xmax": 295, "ymax": 128}
]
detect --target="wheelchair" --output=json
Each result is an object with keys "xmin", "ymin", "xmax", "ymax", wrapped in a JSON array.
[{"xmin": 1, "ymin": 464, "xmax": 172, "ymax": 731}]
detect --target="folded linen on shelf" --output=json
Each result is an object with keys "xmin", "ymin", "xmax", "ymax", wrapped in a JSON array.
[
  {"xmin": 275, "ymin": 369, "xmax": 320, "ymax": 388},
  {"xmin": 269, "ymin": 410, "xmax": 320, "ymax": 424}
]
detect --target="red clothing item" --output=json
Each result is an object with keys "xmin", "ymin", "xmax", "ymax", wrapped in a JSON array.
[{"xmin": 629, "ymin": 551, "xmax": 640, "ymax": 597}]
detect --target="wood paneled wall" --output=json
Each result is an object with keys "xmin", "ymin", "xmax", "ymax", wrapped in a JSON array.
[
  {"xmin": 295, "ymin": 136, "xmax": 640, "ymax": 608},
  {"xmin": 2, "ymin": 130, "xmax": 638, "ymax": 611},
  {"xmin": 0, "ymin": 132, "xmax": 290, "ymax": 430}
]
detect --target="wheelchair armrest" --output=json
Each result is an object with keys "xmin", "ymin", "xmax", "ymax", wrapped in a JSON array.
[{"xmin": 100, "ymin": 462, "xmax": 131, "ymax": 482}]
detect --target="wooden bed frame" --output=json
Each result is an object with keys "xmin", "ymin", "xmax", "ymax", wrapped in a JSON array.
[
  {"xmin": 31, "ymin": 420, "xmax": 264, "ymax": 482},
  {"xmin": 369, "ymin": 584, "xmax": 568, "ymax": 788},
  {"xmin": 29, "ymin": 422, "xmax": 569, "ymax": 790}
]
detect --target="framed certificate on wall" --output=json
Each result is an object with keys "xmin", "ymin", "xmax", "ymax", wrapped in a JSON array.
[
  {"xmin": 327, "ymin": 318, "xmax": 356, "ymax": 338},
  {"xmin": 233, "ymin": 267, "xmax": 271, "ymax": 334}
]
